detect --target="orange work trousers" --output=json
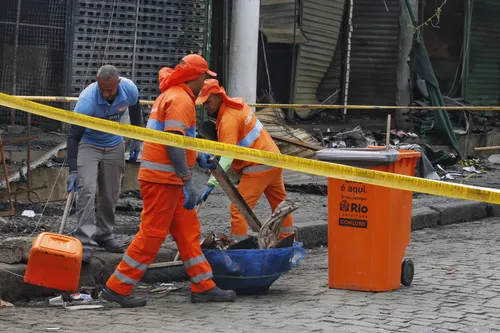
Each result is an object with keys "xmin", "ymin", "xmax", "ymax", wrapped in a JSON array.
[
  {"xmin": 106, "ymin": 181, "xmax": 216, "ymax": 295},
  {"xmin": 231, "ymin": 167, "xmax": 294, "ymax": 241}
]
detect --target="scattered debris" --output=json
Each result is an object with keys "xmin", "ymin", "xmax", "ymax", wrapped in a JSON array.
[
  {"xmin": 7, "ymin": 125, "xmax": 26, "ymax": 135},
  {"xmin": 79, "ymin": 286, "xmax": 102, "ymax": 300},
  {"xmin": 390, "ymin": 129, "xmax": 418, "ymax": 139},
  {"xmin": 198, "ymin": 200, "xmax": 298, "ymax": 251},
  {"xmin": 0, "ymin": 298, "xmax": 14, "ymax": 308},
  {"xmin": 488, "ymin": 154, "xmax": 500, "ymax": 165},
  {"xmin": 312, "ymin": 126, "xmax": 420, "ymax": 149},
  {"xmin": 463, "ymin": 166, "xmax": 482, "ymax": 174},
  {"xmin": 199, "ymin": 232, "xmax": 233, "ymax": 250},
  {"xmin": 397, "ymin": 144, "xmax": 440, "ymax": 180},
  {"xmin": 49, "ymin": 295, "xmax": 68, "ymax": 307},
  {"xmin": 0, "ymin": 217, "xmax": 8, "ymax": 232},
  {"xmin": 0, "ymin": 236, "xmax": 33, "ymax": 264},
  {"xmin": 258, "ymin": 199, "xmax": 298, "ymax": 249},
  {"xmin": 49, "ymin": 292, "xmax": 97, "ymax": 308},
  {"xmin": 255, "ymin": 108, "xmax": 321, "ymax": 158},
  {"xmin": 436, "ymin": 165, "xmax": 454, "ymax": 180},
  {"xmin": 27, "ymin": 299, "xmax": 45, "ymax": 306},
  {"xmin": 331, "ymin": 126, "xmax": 377, "ymax": 148},
  {"xmin": 424, "ymin": 145, "xmax": 458, "ymax": 166},
  {"xmin": 70, "ymin": 293, "xmax": 93, "ymax": 304},
  {"xmin": 150, "ymin": 283, "xmax": 181, "ymax": 293},
  {"xmin": 0, "ymin": 142, "xmax": 67, "ymax": 189},
  {"xmin": 65, "ymin": 304, "xmax": 104, "ymax": 311},
  {"xmin": 21, "ymin": 210, "xmax": 35, "ymax": 218}
]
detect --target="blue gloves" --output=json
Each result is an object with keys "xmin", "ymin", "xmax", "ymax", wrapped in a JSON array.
[
  {"xmin": 197, "ymin": 186, "xmax": 214, "ymax": 205},
  {"xmin": 182, "ymin": 179, "xmax": 198, "ymax": 210},
  {"xmin": 67, "ymin": 171, "xmax": 79, "ymax": 193},
  {"xmin": 197, "ymin": 153, "xmax": 216, "ymax": 170},
  {"xmin": 129, "ymin": 140, "xmax": 141, "ymax": 161}
]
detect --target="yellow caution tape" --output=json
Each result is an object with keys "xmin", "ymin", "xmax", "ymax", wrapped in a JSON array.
[
  {"xmin": 2, "ymin": 92, "xmax": 500, "ymax": 204},
  {"xmin": 11, "ymin": 95, "xmax": 500, "ymax": 111}
]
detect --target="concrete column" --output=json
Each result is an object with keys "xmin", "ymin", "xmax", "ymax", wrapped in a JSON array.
[{"xmin": 227, "ymin": 0, "xmax": 260, "ymax": 107}]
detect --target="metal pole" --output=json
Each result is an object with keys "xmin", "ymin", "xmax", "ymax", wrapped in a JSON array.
[
  {"xmin": 203, "ymin": 0, "xmax": 213, "ymax": 65},
  {"xmin": 27, "ymin": 113, "xmax": 31, "ymax": 189},
  {"xmin": 11, "ymin": 0, "xmax": 22, "ymax": 125},
  {"xmin": 288, "ymin": 0, "xmax": 298, "ymax": 119},
  {"xmin": 131, "ymin": 0, "xmax": 140, "ymax": 81},
  {"xmin": 342, "ymin": 0, "xmax": 353, "ymax": 118}
]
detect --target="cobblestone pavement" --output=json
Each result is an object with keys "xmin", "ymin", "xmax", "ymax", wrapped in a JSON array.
[{"xmin": 3, "ymin": 218, "xmax": 500, "ymax": 333}]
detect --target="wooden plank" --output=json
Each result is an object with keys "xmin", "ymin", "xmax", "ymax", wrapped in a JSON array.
[
  {"xmin": 271, "ymin": 134, "xmax": 323, "ymax": 151},
  {"xmin": 209, "ymin": 158, "xmax": 262, "ymax": 231}
]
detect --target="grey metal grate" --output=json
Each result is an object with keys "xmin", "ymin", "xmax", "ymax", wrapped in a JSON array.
[
  {"xmin": 71, "ymin": 0, "xmax": 206, "ymax": 113},
  {"xmin": 0, "ymin": 0, "xmax": 68, "ymax": 128}
]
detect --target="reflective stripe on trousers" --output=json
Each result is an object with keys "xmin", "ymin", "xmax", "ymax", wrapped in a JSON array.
[
  {"xmin": 105, "ymin": 181, "xmax": 216, "ymax": 295},
  {"xmin": 110, "ymin": 253, "xmax": 150, "ymax": 287},
  {"xmin": 184, "ymin": 254, "xmax": 214, "ymax": 284},
  {"xmin": 280, "ymin": 226, "xmax": 294, "ymax": 234},
  {"xmin": 112, "ymin": 269, "xmax": 140, "ymax": 286},
  {"xmin": 232, "ymin": 234, "xmax": 250, "ymax": 241}
]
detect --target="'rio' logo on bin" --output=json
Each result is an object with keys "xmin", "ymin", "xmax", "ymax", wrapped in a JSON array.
[{"xmin": 340, "ymin": 200, "xmax": 368, "ymax": 213}]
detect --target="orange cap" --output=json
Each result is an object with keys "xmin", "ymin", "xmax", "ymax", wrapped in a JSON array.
[
  {"xmin": 196, "ymin": 79, "xmax": 222, "ymax": 105},
  {"xmin": 181, "ymin": 54, "xmax": 217, "ymax": 77},
  {"xmin": 196, "ymin": 79, "xmax": 244, "ymax": 110},
  {"xmin": 158, "ymin": 67, "xmax": 173, "ymax": 92},
  {"xmin": 164, "ymin": 54, "xmax": 217, "ymax": 90}
]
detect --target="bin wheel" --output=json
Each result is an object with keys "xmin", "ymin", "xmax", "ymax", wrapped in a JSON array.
[{"xmin": 401, "ymin": 259, "xmax": 414, "ymax": 286}]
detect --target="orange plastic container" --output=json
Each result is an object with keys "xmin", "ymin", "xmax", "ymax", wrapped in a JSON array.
[
  {"xmin": 24, "ymin": 232, "xmax": 83, "ymax": 291},
  {"xmin": 325, "ymin": 149, "xmax": 420, "ymax": 291}
]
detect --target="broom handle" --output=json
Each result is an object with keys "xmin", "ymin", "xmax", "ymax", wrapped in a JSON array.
[
  {"xmin": 59, "ymin": 190, "xmax": 75, "ymax": 234},
  {"xmin": 386, "ymin": 114, "xmax": 391, "ymax": 150}
]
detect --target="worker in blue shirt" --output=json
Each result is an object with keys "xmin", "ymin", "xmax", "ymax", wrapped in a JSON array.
[{"xmin": 66, "ymin": 65, "xmax": 143, "ymax": 263}]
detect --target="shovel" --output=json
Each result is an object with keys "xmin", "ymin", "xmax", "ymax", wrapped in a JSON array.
[{"xmin": 59, "ymin": 189, "xmax": 75, "ymax": 234}]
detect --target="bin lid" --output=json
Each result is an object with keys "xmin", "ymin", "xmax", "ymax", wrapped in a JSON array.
[{"xmin": 316, "ymin": 148, "xmax": 400, "ymax": 168}]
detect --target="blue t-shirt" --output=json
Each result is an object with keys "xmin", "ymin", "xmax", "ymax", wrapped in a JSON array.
[{"xmin": 74, "ymin": 77, "xmax": 139, "ymax": 147}]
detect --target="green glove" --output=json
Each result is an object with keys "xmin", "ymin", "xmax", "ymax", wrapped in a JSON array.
[{"xmin": 207, "ymin": 156, "xmax": 233, "ymax": 187}]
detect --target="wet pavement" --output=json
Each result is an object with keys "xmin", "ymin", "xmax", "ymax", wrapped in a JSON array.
[{"xmin": 3, "ymin": 217, "xmax": 500, "ymax": 332}]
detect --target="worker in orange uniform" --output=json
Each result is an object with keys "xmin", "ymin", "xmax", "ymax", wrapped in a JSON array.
[
  {"xmin": 196, "ymin": 79, "xmax": 294, "ymax": 242},
  {"xmin": 101, "ymin": 57, "xmax": 237, "ymax": 308}
]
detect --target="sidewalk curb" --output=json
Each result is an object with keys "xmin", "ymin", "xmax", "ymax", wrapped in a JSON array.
[
  {"xmin": 2, "ymin": 200, "xmax": 497, "ymax": 302},
  {"xmin": 295, "ymin": 200, "xmax": 496, "ymax": 248},
  {"xmin": 0, "ymin": 248, "xmax": 175, "ymax": 303}
]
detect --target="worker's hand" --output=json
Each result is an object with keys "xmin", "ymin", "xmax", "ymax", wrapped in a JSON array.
[
  {"xmin": 197, "ymin": 153, "xmax": 216, "ymax": 170},
  {"xmin": 182, "ymin": 179, "xmax": 199, "ymax": 210},
  {"xmin": 67, "ymin": 171, "xmax": 79, "ymax": 193},
  {"xmin": 129, "ymin": 140, "xmax": 141, "ymax": 162},
  {"xmin": 197, "ymin": 185, "xmax": 214, "ymax": 205}
]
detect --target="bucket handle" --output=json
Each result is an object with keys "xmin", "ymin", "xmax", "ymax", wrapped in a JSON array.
[{"xmin": 290, "ymin": 244, "xmax": 306, "ymax": 269}]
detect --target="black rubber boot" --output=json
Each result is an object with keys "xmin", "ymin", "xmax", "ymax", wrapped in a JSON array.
[
  {"xmin": 96, "ymin": 238, "xmax": 124, "ymax": 253},
  {"xmin": 191, "ymin": 286, "xmax": 236, "ymax": 303},
  {"xmin": 101, "ymin": 286, "xmax": 146, "ymax": 308}
]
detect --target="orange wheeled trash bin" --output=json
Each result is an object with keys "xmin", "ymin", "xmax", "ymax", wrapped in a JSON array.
[{"xmin": 316, "ymin": 148, "xmax": 421, "ymax": 292}]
